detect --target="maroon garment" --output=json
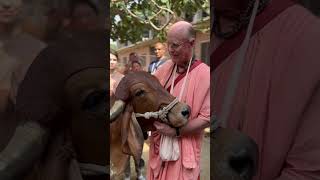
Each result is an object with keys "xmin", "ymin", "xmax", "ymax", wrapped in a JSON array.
[{"xmin": 212, "ymin": 3, "xmax": 320, "ymax": 180}]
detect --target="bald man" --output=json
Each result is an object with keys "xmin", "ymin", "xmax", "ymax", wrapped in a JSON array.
[
  {"xmin": 147, "ymin": 21, "xmax": 210, "ymax": 180},
  {"xmin": 148, "ymin": 42, "xmax": 167, "ymax": 74}
]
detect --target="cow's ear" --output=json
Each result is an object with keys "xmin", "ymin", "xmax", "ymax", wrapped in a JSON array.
[
  {"xmin": 120, "ymin": 103, "xmax": 144, "ymax": 164},
  {"xmin": 115, "ymin": 77, "xmax": 129, "ymax": 101}
]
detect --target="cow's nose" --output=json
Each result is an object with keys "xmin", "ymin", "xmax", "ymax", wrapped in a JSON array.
[
  {"xmin": 181, "ymin": 107, "xmax": 190, "ymax": 118},
  {"xmin": 229, "ymin": 147, "xmax": 256, "ymax": 180}
]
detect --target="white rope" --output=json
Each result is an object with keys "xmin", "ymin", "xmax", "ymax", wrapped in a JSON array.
[
  {"xmin": 135, "ymin": 98, "xmax": 179, "ymax": 123},
  {"xmin": 177, "ymin": 49, "xmax": 193, "ymax": 101},
  {"xmin": 159, "ymin": 50, "xmax": 194, "ymax": 161}
]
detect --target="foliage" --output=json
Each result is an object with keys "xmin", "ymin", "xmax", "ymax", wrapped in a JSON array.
[{"xmin": 110, "ymin": 0, "xmax": 209, "ymax": 44}]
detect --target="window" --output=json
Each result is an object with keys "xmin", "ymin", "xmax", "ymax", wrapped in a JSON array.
[{"xmin": 200, "ymin": 41, "xmax": 210, "ymax": 65}]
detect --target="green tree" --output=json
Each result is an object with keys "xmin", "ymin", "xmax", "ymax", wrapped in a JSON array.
[{"xmin": 111, "ymin": 0, "xmax": 209, "ymax": 44}]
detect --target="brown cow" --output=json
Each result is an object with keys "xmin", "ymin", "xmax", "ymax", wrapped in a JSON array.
[{"xmin": 109, "ymin": 71, "xmax": 190, "ymax": 179}]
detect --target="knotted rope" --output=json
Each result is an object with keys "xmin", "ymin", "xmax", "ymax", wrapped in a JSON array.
[{"xmin": 135, "ymin": 98, "xmax": 179, "ymax": 124}]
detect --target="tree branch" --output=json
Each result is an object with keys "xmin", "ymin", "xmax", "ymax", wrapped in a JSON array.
[{"xmin": 122, "ymin": 0, "xmax": 176, "ymax": 31}]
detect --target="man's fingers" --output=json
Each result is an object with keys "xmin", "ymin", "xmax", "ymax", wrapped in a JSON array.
[{"xmin": 153, "ymin": 121, "xmax": 162, "ymax": 129}]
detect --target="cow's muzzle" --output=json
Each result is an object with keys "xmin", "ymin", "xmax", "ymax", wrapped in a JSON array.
[{"xmin": 135, "ymin": 98, "xmax": 189, "ymax": 127}]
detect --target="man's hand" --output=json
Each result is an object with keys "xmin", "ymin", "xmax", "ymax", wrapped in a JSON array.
[{"xmin": 153, "ymin": 121, "xmax": 176, "ymax": 137}]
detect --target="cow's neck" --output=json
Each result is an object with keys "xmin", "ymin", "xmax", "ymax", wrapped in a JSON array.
[{"xmin": 136, "ymin": 117, "xmax": 156, "ymax": 132}]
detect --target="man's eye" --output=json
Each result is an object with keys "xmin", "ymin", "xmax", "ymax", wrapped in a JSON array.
[{"xmin": 135, "ymin": 90, "xmax": 145, "ymax": 97}]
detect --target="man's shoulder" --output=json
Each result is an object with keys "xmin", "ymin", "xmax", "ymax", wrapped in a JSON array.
[
  {"xmin": 197, "ymin": 60, "xmax": 210, "ymax": 71},
  {"xmin": 158, "ymin": 59, "xmax": 173, "ymax": 69},
  {"xmin": 194, "ymin": 60, "xmax": 210, "ymax": 79}
]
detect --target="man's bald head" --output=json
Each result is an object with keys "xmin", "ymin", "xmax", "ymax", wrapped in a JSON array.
[
  {"xmin": 167, "ymin": 21, "xmax": 196, "ymax": 67},
  {"xmin": 168, "ymin": 21, "xmax": 196, "ymax": 41}
]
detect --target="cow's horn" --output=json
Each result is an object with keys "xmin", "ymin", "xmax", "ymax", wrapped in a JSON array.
[{"xmin": 110, "ymin": 100, "xmax": 125, "ymax": 123}]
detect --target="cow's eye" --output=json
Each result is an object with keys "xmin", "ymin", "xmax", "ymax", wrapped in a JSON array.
[
  {"xmin": 135, "ymin": 90, "xmax": 145, "ymax": 97},
  {"xmin": 82, "ymin": 90, "xmax": 107, "ymax": 112}
]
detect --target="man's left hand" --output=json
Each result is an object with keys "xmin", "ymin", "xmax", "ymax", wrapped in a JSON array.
[{"xmin": 153, "ymin": 121, "xmax": 176, "ymax": 137}]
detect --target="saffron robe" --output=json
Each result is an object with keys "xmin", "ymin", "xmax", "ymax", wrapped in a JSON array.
[
  {"xmin": 212, "ymin": 4, "xmax": 320, "ymax": 180},
  {"xmin": 147, "ymin": 60, "xmax": 210, "ymax": 180}
]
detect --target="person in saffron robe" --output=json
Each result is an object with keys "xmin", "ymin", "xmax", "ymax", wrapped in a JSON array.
[
  {"xmin": 147, "ymin": 21, "xmax": 210, "ymax": 180},
  {"xmin": 211, "ymin": 0, "xmax": 320, "ymax": 179}
]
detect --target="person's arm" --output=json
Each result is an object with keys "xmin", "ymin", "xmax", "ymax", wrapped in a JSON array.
[{"xmin": 153, "ymin": 117, "xmax": 209, "ymax": 137}]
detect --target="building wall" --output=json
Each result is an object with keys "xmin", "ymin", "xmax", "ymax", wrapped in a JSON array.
[
  {"xmin": 117, "ymin": 31, "xmax": 210, "ymax": 71},
  {"xmin": 195, "ymin": 32, "xmax": 210, "ymax": 65},
  {"xmin": 117, "ymin": 39, "xmax": 158, "ymax": 71}
]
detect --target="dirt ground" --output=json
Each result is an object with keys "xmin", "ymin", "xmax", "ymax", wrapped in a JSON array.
[{"xmin": 127, "ymin": 131, "xmax": 210, "ymax": 179}]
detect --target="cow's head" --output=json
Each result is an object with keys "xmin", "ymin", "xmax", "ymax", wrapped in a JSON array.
[
  {"xmin": 64, "ymin": 68, "xmax": 107, "ymax": 165},
  {"xmin": 110, "ymin": 71, "xmax": 190, "ymax": 130},
  {"xmin": 109, "ymin": 71, "xmax": 190, "ymax": 174},
  {"xmin": 211, "ymin": 127, "xmax": 259, "ymax": 180}
]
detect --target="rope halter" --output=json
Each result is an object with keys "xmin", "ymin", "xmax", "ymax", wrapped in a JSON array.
[{"xmin": 135, "ymin": 98, "xmax": 179, "ymax": 124}]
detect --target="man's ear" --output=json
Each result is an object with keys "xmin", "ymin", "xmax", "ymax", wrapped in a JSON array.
[
  {"xmin": 120, "ymin": 103, "xmax": 144, "ymax": 164},
  {"xmin": 190, "ymin": 38, "xmax": 196, "ymax": 47}
]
